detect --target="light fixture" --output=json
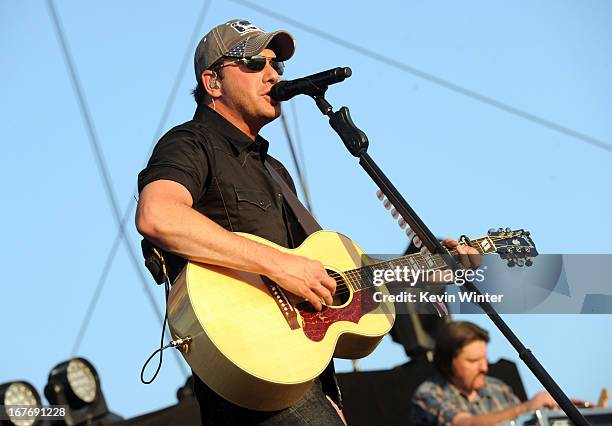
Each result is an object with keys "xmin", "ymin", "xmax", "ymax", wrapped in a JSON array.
[
  {"xmin": 44, "ymin": 357, "xmax": 122, "ymax": 425},
  {"xmin": 0, "ymin": 380, "xmax": 41, "ymax": 426}
]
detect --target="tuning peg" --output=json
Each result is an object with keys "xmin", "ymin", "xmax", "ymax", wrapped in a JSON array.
[
  {"xmin": 398, "ymin": 218, "xmax": 407, "ymax": 229},
  {"xmin": 406, "ymin": 228, "xmax": 415, "ymax": 238},
  {"xmin": 383, "ymin": 199, "xmax": 392, "ymax": 210},
  {"xmin": 488, "ymin": 228, "xmax": 497, "ymax": 235},
  {"xmin": 376, "ymin": 189, "xmax": 384, "ymax": 200},
  {"xmin": 413, "ymin": 236, "xmax": 422, "ymax": 248},
  {"xmin": 390, "ymin": 208, "xmax": 399, "ymax": 219},
  {"xmin": 525, "ymin": 259, "xmax": 533, "ymax": 267},
  {"xmin": 516, "ymin": 258, "xmax": 525, "ymax": 267},
  {"xmin": 420, "ymin": 246, "xmax": 430, "ymax": 255},
  {"xmin": 507, "ymin": 259, "xmax": 516, "ymax": 267},
  {"xmin": 505, "ymin": 227, "xmax": 511, "ymax": 232}
]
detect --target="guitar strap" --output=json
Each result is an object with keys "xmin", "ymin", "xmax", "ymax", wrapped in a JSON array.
[
  {"xmin": 264, "ymin": 160, "xmax": 321, "ymax": 235},
  {"xmin": 264, "ymin": 159, "xmax": 344, "ymax": 409}
]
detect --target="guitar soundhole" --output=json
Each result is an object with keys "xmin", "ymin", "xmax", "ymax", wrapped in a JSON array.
[{"xmin": 327, "ymin": 269, "xmax": 351, "ymax": 306}]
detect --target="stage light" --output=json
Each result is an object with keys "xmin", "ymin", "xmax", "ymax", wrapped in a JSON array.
[
  {"xmin": 45, "ymin": 357, "xmax": 99, "ymax": 410},
  {"xmin": 66, "ymin": 359, "xmax": 97, "ymax": 404},
  {"xmin": 0, "ymin": 381, "xmax": 41, "ymax": 426},
  {"xmin": 44, "ymin": 357, "xmax": 122, "ymax": 425}
]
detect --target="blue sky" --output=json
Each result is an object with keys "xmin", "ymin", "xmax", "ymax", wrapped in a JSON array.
[{"xmin": 2, "ymin": 0, "xmax": 611, "ymax": 419}]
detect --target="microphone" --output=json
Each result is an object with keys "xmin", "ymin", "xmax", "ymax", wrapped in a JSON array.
[{"xmin": 270, "ymin": 67, "xmax": 352, "ymax": 101}]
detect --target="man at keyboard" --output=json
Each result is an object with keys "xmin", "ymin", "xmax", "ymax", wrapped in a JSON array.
[{"xmin": 412, "ymin": 321, "xmax": 557, "ymax": 425}]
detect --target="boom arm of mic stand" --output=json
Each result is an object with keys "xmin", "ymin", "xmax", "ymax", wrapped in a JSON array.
[
  {"xmin": 309, "ymin": 93, "xmax": 589, "ymax": 426},
  {"xmin": 315, "ymin": 95, "xmax": 446, "ymax": 256}
]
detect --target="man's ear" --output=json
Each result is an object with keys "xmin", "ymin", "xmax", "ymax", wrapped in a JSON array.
[{"xmin": 202, "ymin": 70, "xmax": 221, "ymax": 97}]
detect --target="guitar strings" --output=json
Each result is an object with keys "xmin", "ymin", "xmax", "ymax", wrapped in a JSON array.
[{"xmin": 318, "ymin": 235, "xmax": 526, "ymax": 299}]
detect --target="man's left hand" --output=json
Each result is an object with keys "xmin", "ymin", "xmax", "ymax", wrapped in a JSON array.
[{"xmin": 442, "ymin": 237, "xmax": 481, "ymax": 269}]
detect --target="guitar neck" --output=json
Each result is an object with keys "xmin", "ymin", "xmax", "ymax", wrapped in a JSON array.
[{"xmin": 344, "ymin": 235, "xmax": 498, "ymax": 292}]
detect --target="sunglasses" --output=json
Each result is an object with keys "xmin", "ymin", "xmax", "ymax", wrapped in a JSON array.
[{"xmin": 215, "ymin": 55, "xmax": 285, "ymax": 76}]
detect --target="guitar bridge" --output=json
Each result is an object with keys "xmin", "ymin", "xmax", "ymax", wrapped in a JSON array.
[{"xmin": 261, "ymin": 276, "xmax": 301, "ymax": 330}]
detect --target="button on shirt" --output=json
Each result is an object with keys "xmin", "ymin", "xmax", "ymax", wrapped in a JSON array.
[
  {"xmin": 138, "ymin": 105, "xmax": 307, "ymax": 281},
  {"xmin": 411, "ymin": 375, "xmax": 521, "ymax": 426}
]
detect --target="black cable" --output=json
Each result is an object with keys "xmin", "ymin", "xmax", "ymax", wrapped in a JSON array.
[
  {"xmin": 290, "ymin": 102, "xmax": 307, "ymax": 177},
  {"xmin": 69, "ymin": 0, "xmax": 212, "ymax": 371},
  {"xmin": 47, "ymin": 0, "xmax": 194, "ymax": 376},
  {"xmin": 149, "ymin": 0, "xmax": 213, "ymax": 156},
  {"xmin": 141, "ymin": 277, "xmax": 193, "ymax": 384},
  {"xmin": 71, "ymin": 232, "xmax": 121, "ymax": 356},
  {"xmin": 230, "ymin": 0, "xmax": 612, "ymax": 154},
  {"xmin": 140, "ymin": 280, "xmax": 170, "ymax": 385},
  {"xmin": 289, "ymin": 101, "xmax": 312, "ymax": 215},
  {"xmin": 280, "ymin": 112, "xmax": 313, "ymax": 212}
]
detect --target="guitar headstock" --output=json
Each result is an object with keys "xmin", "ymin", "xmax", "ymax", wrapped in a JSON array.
[{"xmin": 485, "ymin": 227, "xmax": 538, "ymax": 267}]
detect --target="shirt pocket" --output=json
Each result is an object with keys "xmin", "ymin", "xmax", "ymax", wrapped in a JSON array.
[
  {"xmin": 235, "ymin": 187, "xmax": 272, "ymax": 211},
  {"xmin": 234, "ymin": 186, "xmax": 281, "ymax": 239}
]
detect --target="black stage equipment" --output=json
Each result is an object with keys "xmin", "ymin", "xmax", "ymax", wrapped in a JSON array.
[
  {"xmin": 0, "ymin": 380, "xmax": 43, "ymax": 426},
  {"xmin": 176, "ymin": 376, "xmax": 194, "ymax": 402},
  {"xmin": 525, "ymin": 407, "xmax": 612, "ymax": 425},
  {"xmin": 44, "ymin": 357, "xmax": 122, "ymax": 425},
  {"xmin": 389, "ymin": 241, "xmax": 451, "ymax": 364}
]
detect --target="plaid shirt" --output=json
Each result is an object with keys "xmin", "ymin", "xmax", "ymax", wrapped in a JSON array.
[{"xmin": 411, "ymin": 374, "xmax": 521, "ymax": 426}]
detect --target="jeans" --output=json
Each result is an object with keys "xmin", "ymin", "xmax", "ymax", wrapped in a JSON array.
[{"xmin": 193, "ymin": 374, "xmax": 344, "ymax": 425}]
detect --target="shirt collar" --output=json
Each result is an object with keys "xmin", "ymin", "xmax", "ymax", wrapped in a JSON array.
[
  {"xmin": 194, "ymin": 105, "xmax": 269, "ymax": 159},
  {"xmin": 440, "ymin": 375, "xmax": 481, "ymax": 402}
]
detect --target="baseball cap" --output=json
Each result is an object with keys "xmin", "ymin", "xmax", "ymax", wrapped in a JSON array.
[{"xmin": 194, "ymin": 19, "xmax": 296, "ymax": 82}]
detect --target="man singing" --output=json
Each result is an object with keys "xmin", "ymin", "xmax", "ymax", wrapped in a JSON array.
[{"xmin": 136, "ymin": 19, "xmax": 345, "ymax": 425}]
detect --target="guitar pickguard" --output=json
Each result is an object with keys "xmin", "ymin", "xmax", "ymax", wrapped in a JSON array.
[{"xmin": 298, "ymin": 287, "xmax": 380, "ymax": 342}]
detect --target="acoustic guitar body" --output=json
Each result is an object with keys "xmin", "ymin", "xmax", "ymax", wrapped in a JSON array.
[{"xmin": 167, "ymin": 230, "xmax": 395, "ymax": 411}]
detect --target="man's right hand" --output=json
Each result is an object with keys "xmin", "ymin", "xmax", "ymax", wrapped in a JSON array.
[
  {"xmin": 138, "ymin": 180, "xmax": 336, "ymax": 312},
  {"xmin": 526, "ymin": 391, "xmax": 558, "ymax": 411},
  {"xmin": 267, "ymin": 252, "xmax": 336, "ymax": 311}
]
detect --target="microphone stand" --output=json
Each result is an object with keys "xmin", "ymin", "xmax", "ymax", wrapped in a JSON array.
[{"xmin": 305, "ymin": 88, "xmax": 589, "ymax": 426}]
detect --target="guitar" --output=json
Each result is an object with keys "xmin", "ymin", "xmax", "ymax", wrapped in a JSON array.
[{"xmin": 167, "ymin": 228, "xmax": 536, "ymax": 411}]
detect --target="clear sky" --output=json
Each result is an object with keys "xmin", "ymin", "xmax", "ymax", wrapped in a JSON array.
[{"xmin": 1, "ymin": 0, "xmax": 611, "ymax": 419}]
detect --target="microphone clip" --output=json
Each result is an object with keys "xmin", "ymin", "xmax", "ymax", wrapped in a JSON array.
[
  {"xmin": 302, "ymin": 80, "xmax": 330, "ymax": 98},
  {"xmin": 311, "ymin": 92, "xmax": 369, "ymax": 157},
  {"xmin": 328, "ymin": 106, "xmax": 369, "ymax": 156}
]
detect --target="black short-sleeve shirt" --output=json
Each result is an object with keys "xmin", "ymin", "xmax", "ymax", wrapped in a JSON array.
[
  {"xmin": 138, "ymin": 105, "xmax": 307, "ymax": 280},
  {"xmin": 138, "ymin": 106, "xmax": 341, "ymax": 408}
]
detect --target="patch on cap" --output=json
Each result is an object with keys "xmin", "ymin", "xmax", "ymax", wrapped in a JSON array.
[{"xmin": 228, "ymin": 20, "xmax": 262, "ymax": 35}]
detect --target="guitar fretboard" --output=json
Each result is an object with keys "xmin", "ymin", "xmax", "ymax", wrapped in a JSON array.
[{"xmin": 340, "ymin": 235, "xmax": 497, "ymax": 292}]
